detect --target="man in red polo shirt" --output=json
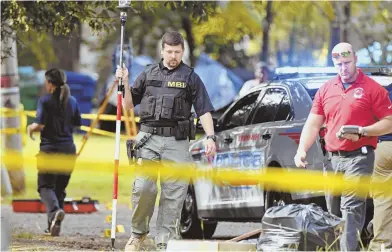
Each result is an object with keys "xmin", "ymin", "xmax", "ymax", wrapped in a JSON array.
[{"xmin": 294, "ymin": 42, "xmax": 392, "ymax": 251}]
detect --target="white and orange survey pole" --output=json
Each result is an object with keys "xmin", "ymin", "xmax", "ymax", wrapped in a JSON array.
[{"xmin": 111, "ymin": 0, "xmax": 130, "ymax": 249}]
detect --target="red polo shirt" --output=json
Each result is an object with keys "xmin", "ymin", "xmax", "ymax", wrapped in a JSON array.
[{"xmin": 311, "ymin": 69, "xmax": 392, "ymax": 151}]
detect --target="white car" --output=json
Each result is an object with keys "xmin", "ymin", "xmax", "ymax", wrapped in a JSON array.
[{"xmin": 180, "ymin": 67, "xmax": 392, "ymax": 242}]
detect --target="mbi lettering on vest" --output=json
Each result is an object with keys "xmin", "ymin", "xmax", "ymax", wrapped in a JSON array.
[
  {"xmin": 139, "ymin": 63, "xmax": 193, "ymax": 121},
  {"xmin": 168, "ymin": 81, "xmax": 186, "ymax": 88}
]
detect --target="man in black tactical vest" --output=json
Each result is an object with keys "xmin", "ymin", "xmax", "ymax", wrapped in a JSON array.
[{"xmin": 116, "ymin": 31, "xmax": 217, "ymax": 251}]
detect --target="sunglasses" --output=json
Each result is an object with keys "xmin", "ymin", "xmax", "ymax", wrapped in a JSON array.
[{"xmin": 332, "ymin": 51, "xmax": 352, "ymax": 58}]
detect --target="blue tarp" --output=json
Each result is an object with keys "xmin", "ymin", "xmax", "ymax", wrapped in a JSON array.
[
  {"xmin": 63, "ymin": 71, "xmax": 97, "ymax": 128},
  {"xmin": 194, "ymin": 53, "xmax": 244, "ymax": 110},
  {"xmin": 130, "ymin": 55, "xmax": 155, "ymax": 84},
  {"xmin": 65, "ymin": 71, "xmax": 96, "ymax": 87}
]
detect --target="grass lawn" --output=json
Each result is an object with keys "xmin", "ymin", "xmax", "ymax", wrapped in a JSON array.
[{"xmin": 3, "ymin": 133, "xmax": 161, "ymax": 206}]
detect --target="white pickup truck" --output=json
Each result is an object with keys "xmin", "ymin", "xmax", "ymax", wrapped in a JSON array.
[{"xmin": 180, "ymin": 67, "xmax": 392, "ymax": 242}]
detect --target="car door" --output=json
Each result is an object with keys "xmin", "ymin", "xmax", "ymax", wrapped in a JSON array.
[
  {"xmin": 236, "ymin": 87, "xmax": 294, "ymax": 212},
  {"xmin": 251, "ymin": 86, "xmax": 324, "ymax": 202},
  {"xmin": 194, "ymin": 90, "xmax": 263, "ymax": 216},
  {"xmin": 208, "ymin": 87, "xmax": 293, "ymax": 217},
  {"xmin": 250, "ymin": 86, "xmax": 296, "ymax": 169}
]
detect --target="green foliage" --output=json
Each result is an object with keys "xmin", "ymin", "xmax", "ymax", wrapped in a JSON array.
[
  {"xmin": 193, "ymin": 2, "xmax": 261, "ymax": 44},
  {"xmin": 2, "ymin": 0, "xmax": 217, "ymax": 67},
  {"xmin": 1, "ymin": 1, "xmax": 117, "ymax": 60},
  {"xmin": 3, "ymin": 0, "xmax": 390, "ymax": 69},
  {"xmin": 1, "ymin": 1, "xmax": 117, "ymax": 35},
  {"xmin": 17, "ymin": 32, "xmax": 56, "ymax": 69},
  {"xmin": 96, "ymin": 1, "xmax": 217, "ymax": 51},
  {"xmin": 165, "ymin": 1, "xmax": 217, "ymax": 23},
  {"xmin": 193, "ymin": 2, "xmax": 262, "ymax": 47},
  {"xmin": 191, "ymin": 1, "xmax": 264, "ymax": 67},
  {"xmin": 271, "ymin": 1, "xmax": 332, "ymax": 65}
]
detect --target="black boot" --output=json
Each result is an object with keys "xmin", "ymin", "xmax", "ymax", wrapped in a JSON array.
[{"xmin": 49, "ymin": 209, "xmax": 65, "ymax": 236}]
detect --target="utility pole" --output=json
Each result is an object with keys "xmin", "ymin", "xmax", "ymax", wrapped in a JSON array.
[{"xmin": 1, "ymin": 32, "xmax": 25, "ymax": 195}]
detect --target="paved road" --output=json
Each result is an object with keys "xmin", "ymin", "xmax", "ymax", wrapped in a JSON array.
[{"xmin": 2, "ymin": 204, "xmax": 261, "ymax": 251}]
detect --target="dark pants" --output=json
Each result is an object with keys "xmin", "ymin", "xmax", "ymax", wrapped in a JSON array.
[
  {"xmin": 37, "ymin": 144, "xmax": 76, "ymax": 228},
  {"xmin": 38, "ymin": 172, "xmax": 71, "ymax": 228},
  {"xmin": 324, "ymin": 148, "xmax": 374, "ymax": 251}
]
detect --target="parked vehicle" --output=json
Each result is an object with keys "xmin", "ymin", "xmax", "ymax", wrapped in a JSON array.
[{"xmin": 181, "ymin": 67, "xmax": 392, "ymax": 241}]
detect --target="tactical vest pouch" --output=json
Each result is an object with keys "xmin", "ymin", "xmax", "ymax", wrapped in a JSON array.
[
  {"xmin": 173, "ymin": 98, "xmax": 185, "ymax": 120},
  {"xmin": 140, "ymin": 96, "xmax": 156, "ymax": 119},
  {"xmin": 160, "ymin": 95, "xmax": 175, "ymax": 119},
  {"xmin": 189, "ymin": 113, "xmax": 196, "ymax": 140},
  {"xmin": 147, "ymin": 80, "xmax": 162, "ymax": 87},
  {"xmin": 154, "ymin": 97, "xmax": 162, "ymax": 120},
  {"xmin": 175, "ymin": 120, "xmax": 189, "ymax": 140}
]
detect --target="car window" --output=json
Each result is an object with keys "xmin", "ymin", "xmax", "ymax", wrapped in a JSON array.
[
  {"xmin": 303, "ymin": 76, "xmax": 392, "ymax": 100},
  {"xmin": 251, "ymin": 88, "xmax": 291, "ymax": 124},
  {"xmin": 221, "ymin": 91, "xmax": 260, "ymax": 130}
]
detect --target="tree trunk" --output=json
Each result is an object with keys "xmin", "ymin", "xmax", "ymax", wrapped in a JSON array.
[
  {"xmin": 342, "ymin": 2, "xmax": 351, "ymax": 42},
  {"xmin": 327, "ymin": 2, "xmax": 343, "ymax": 66},
  {"xmin": 49, "ymin": 24, "xmax": 81, "ymax": 71},
  {"xmin": 309, "ymin": 42, "xmax": 316, "ymax": 66},
  {"xmin": 276, "ymin": 41, "xmax": 283, "ymax": 67},
  {"xmin": 260, "ymin": 1, "xmax": 273, "ymax": 64},
  {"xmin": 381, "ymin": 41, "xmax": 388, "ymax": 65},
  {"xmin": 137, "ymin": 36, "xmax": 145, "ymax": 55},
  {"xmin": 288, "ymin": 24, "xmax": 297, "ymax": 66},
  {"xmin": 328, "ymin": 20, "xmax": 341, "ymax": 66},
  {"xmin": 181, "ymin": 14, "xmax": 196, "ymax": 67},
  {"xmin": 1, "ymin": 33, "xmax": 25, "ymax": 195}
]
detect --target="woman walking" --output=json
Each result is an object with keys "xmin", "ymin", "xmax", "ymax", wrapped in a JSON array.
[{"xmin": 27, "ymin": 68, "xmax": 81, "ymax": 236}]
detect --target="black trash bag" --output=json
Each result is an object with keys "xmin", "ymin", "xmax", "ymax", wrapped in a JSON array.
[{"xmin": 257, "ymin": 203, "xmax": 344, "ymax": 251}]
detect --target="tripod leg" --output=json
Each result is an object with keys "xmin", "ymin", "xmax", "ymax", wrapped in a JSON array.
[
  {"xmin": 129, "ymin": 108, "xmax": 137, "ymax": 137},
  {"xmin": 77, "ymin": 81, "xmax": 117, "ymax": 156},
  {"xmin": 123, "ymin": 107, "xmax": 132, "ymax": 137}
]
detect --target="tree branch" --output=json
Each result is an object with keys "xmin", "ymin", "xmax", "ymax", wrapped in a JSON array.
[
  {"xmin": 350, "ymin": 22, "xmax": 376, "ymax": 64},
  {"xmin": 313, "ymin": 2, "xmax": 333, "ymax": 21}
]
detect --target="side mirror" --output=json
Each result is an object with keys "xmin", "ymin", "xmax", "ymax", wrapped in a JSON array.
[
  {"xmin": 196, "ymin": 118, "xmax": 203, "ymax": 130},
  {"xmin": 196, "ymin": 117, "xmax": 220, "ymax": 132},
  {"xmin": 213, "ymin": 118, "xmax": 221, "ymax": 132}
]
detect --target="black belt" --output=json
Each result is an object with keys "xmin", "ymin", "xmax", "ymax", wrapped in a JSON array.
[
  {"xmin": 330, "ymin": 146, "xmax": 372, "ymax": 157},
  {"xmin": 140, "ymin": 125, "xmax": 176, "ymax": 137}
]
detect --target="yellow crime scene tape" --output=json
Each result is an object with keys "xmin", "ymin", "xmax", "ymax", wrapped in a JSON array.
[
  {"xmin": 79, "ymin": 125, "xmax": 130, "ymax": 140},
  {"xmin": 0, "ymin": 107, "xmax": 141, "ymax": 123},
  {"xmin": 0, "ymin": 106, "xmax": 139, "ymax": 139},
  {"xmin": 0, "ymin": 128, "xmax": 21, "ymax": 134},
  {"xmin": 2, "ymin": 106, "xmax": 391, "ymax": 198},
  {"xmin": 1, "ymin": 150, "xmax": 391, "ymax": 198}
]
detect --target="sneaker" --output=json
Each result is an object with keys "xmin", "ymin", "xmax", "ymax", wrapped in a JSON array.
[
  {"xmin": 44, "ymin": 228, "xmax": 50, "ymax": 235},
  {"xmin": 49, "ymin": 209, "xmax": 65, "ymax": 237},
  {"xmin": 156, "ymin": 243, "xmax": 167, "ymax": 251},
  {"xmin": 124, "ymin": 234, "xmax": 147, "ymax": 251}
]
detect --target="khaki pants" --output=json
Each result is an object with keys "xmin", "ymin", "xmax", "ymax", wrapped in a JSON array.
[
  {"xmin": 130, "ymin": 131, "xmax": 191, "ymax": 244},
  {"xmin": 369, "ymin": 141, "xmax": 392, "ymax": 251}
]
